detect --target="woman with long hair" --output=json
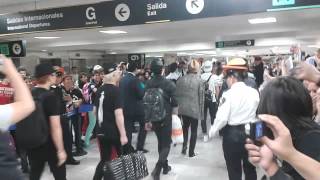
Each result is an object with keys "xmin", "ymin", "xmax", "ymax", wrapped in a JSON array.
[{"xmin": 247, "ymin": 77, "xmax": 320, "ymax": 180}]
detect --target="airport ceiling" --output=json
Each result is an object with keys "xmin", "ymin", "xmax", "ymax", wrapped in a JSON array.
[{"xmin": 0, "ymin": 0, "xmax": 320, "ymax": 56}]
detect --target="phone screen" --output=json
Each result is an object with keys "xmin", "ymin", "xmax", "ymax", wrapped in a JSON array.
[{"xmin": 255, "ymin": 121, "xmax": 264, "ymax": 139}]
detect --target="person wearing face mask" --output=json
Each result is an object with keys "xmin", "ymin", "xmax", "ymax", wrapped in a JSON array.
[{"xmin": 92, "ymin": 64, "xmax": 128, "ymax": 180}]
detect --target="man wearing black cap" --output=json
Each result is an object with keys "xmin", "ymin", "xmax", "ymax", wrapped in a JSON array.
[
  {"xmin": 51, "ymin": 67, "xmax": 80, "ymax": 165},
  {"xmin": 209, "ymin": 60, "xmax": 259, "ymax": 180},
  {"xmin": 28, "ymin": 63, "xmax": 67, "ymax": 180},
  {"xmin": 93, "ymin": 64, "xmax": 128, "ymax": 180},
  {"xmin": 145, "ymin": 59, "xmax": 178, "ymax": 180},
  {"xmin": 119, "ymin": 62, "xmax": 147, "ymax": 153}
]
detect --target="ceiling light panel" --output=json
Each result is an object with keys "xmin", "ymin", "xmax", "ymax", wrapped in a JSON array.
[
  {"xmin": 99, "ymin": 30, "xmax": 127, "ymax": 34},
  {"xmin": 34, "ymin": 37, "xmax": 61, "ymax": 39},
  {"xmin": 248, "ymin": 17, "xmax": 277, "ymax": 24}
]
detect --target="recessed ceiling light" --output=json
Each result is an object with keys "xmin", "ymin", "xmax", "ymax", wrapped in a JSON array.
[
  {"xmin": 34, "ymin": 37, "xmax": 61, "ymax": 39},
  {"xmin": 99, "ymin": 30, "xmax": 127, "ymax": 34},
  {"xmin": 248, "ymin": 17, "xmax": 277, "ymax": 24}
]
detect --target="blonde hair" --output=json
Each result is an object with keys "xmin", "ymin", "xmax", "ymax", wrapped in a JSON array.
[{"xmin": 188, "ymin": 59, "xmax": 200, "ymax": 73}]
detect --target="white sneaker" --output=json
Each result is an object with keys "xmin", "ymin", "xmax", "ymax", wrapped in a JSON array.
[{"xmin": 203, "ymin": 135, "xmax": 209, "ymax": 142}]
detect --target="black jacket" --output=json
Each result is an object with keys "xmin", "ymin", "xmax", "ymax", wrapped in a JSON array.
[
  {"xmin": 145, "ymin": 75, "xmax": 178, "ymax": 117},
  {"xmin": 119, "ymin": 72, "xmax": 145, "ymax": 117}
]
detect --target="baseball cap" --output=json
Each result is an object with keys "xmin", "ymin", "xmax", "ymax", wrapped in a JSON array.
[
  {"xmin": 104, "ymin": 64, "xmax": 118, "ymax": 74},
  {"xmin": 53, "ymin": 66, "xmax": 64, "ymax": 77},
  {"xmin": 34, "ymin": 63, "xmax": 55, "ymax": 78}
]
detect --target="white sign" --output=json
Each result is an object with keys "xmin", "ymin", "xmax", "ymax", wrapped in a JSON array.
[
  {"xmin": 115, "ymin": 3, "xmax": 130, "ymax": 22},
  {"xmin": 86, "ymin": 7, "xmax": 96, "ymax": 21},
  {"xmin": 186, "ymin": 0, "xmax": 204, "ymax": 15}
]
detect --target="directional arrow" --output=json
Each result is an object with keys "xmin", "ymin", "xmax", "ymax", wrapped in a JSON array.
[
  {"xmin": 191, "ymin": 0, "xmax": 199, "ymax": 8},
  {"xmin": 115, "ymin": 3, "xmax": 130, "ymax": 22},
  {"xmin": 119, "ymin": 7, "xmax": 127, "ymax": 17}
]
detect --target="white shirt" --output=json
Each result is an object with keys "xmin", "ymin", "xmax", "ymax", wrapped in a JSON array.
[
  {"xmin": 210, "ymin": 82, "xmax": 259, "ymax": 136},
  {"xmin": 201, "ymin": 72, "xmax": 217, "ymax": 102},
  {"xmin": 0, "ymin": 104, "xmax": 13, "ymax": 132}
]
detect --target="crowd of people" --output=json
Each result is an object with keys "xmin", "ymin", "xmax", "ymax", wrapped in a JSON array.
[{"xmin": 0, "ymin": 49, "xmax": 319, "ymax": 180}]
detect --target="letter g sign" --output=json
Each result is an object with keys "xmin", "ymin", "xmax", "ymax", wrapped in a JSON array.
[{"xmin": 86, "ymin": 7, "xmax": 96, "ymax": 21}]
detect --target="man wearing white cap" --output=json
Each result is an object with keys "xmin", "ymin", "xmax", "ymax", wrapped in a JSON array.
[{"xmin": 200, "ymin": 60, "xmax": 219, "ymax": 142}]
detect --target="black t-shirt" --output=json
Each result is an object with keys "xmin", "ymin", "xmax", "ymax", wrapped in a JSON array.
[
  {"xmin": 89, "ymin": 80, "xmax": 102, "ymax": 104},
  {"xmin": 50, "ymin": 85, "xmax": 65, "ymax": 114},
  {"xmin": 34, "ymin": 87, "xmax": 60, "ymax": 122},
  {"xmin": 282, "ymin": 129, "xmax": 320, "ymax": 180},
  {"xmin": 63, "ymin": 87, "xmax": 84, "ymax": 113},
  {"xmin": 94, "ymin": 84, "xmax": 122, "ymax": 140}
]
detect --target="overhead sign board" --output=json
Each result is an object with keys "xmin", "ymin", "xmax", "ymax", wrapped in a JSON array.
[
  {"xmin": 0, "ymin": 0, "xmax": 320, "ymax": 35},
  {"xmin": 0, "ymin": 40, "xmax": 26, "ymax": 57},
  {"xmin": 0, "ymin": 3, "xmax": 101, "ymax": 35},
  {"xmin": 128, "ymin": 54, "xmax": 145, "ymax": 68},
  {"xmin": 215, "ymin": 40, "xmax": 255, "ymax": 48}
]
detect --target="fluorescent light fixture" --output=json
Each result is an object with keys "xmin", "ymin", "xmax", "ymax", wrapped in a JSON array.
[
  {"xmin": 145, "ymin": 20, "xmax": 171, "ymax": 24},
  {"xmin": 110, "ymin": 52, "xmax": 117, "ymax": 54},
  {"xmin": 99, "ymin": 30, "xmax": 127, "ymax": 34},
  {"xmin": 308, "ymin": 45, "xmax": 320, "ymax": 48},
  {"xmin": 41, "ymin": 50, "xmax": 47, "ymax": 52},
  {"xmin": 34, "ymin": 37, "xmax": 60, "ymax": 39},
  {"xmin": 248, "ymin": 17, "xmax": 277, "ymax": 24},
  {"xmin": 256, "ymin": 38, "xmax": 296, "ymax": 46}
]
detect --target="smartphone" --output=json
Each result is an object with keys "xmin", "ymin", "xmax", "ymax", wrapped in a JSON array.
[{"xmin": 249, "ymin": 121, "xmax": 273, "ymax": 146}]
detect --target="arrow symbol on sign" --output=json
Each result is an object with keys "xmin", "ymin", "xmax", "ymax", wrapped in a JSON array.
[
  {"xmin": 119, "ymin": 7, "xmax": 127, "ymax": 17},
  {"xmin": 191, "ymin": 0, "xmax": 199, "ymax": 8}
]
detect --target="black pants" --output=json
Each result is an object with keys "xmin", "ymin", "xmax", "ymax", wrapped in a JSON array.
[
  {"xmin": 222, "ymin": 125, "xmax": 257, "ymax": 180},
  {"xmin": 182, "ymin": 115, "xmax": 198, "ymax": 156},
  {"xmin": 153, "ymin": 116, "xmax": 172, "ymax": 164},
  {"xmin": 28, "ymin": 142, "xmax": 66, "ymax": 180},
  {"xmin": 70, "ymin": 114, "xmax": 82, "ymax": 152},
  {"xmin": 124, "ymin": 115, "xmax": 147, "ymax": 151},
  {"xmin": 10, "ymin": 130, "xmax": 29, "ymax": 172},
  {"xmin": 61, "ymin": 116, "xmax": 73, "ymax": 161},
  {"xmin": 201, "ymin": 101, "xmax": 217, "ymax": 134},
  {"xmin": 93, "ymin": 135, "xmax": 121, "ymax": 180}
]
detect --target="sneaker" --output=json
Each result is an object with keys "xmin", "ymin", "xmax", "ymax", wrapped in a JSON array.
[
  {"xmin": 73, "ymin": 149, "xmax": 88, "ymax": 157},
  {"xmin": 203, "ymin": 135, "xmax": 209, "ymax": 142},
  {"xmin": 136, "ymin": 149, "xmax": 149, "ymax": 153},
  {"xmin": 189, "ymin": 153, "xmax": 198, "ymax": 158}
]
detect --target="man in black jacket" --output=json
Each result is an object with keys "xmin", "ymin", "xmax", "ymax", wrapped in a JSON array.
[
  {"xmin": 119, "ymin": 62, "xmax": 147, "ymax": 152},
  {"xmin": 146, "ymin": 59, "xmax": 178, "ymax": 180}
]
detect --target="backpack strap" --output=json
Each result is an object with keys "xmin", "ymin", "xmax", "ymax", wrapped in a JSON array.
[{"xmin": 207, "ymin": 74, "xmax": 213, "ymax": 83}]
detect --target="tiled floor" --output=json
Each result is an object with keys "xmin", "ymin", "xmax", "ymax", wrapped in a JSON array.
[{"xmin": 41, "ymin": 132, "xmax": 264, "ymax": 180}]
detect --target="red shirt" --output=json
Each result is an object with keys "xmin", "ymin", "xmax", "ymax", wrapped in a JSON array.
[{"xmin": 0, "ymin": 82, "xmax": 14, "ymax": 105}]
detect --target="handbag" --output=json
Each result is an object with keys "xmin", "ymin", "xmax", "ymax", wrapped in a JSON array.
[
  {"xmin": 104, "ymin": 146, "xmax": 149, "ymax": 180},
  {"xmin": 172, "ymin": 115, "xmax": 184, "ymax": 144}
]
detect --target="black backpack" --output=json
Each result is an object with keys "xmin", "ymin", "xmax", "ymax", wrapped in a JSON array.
[
  {"xmin": 16, "ymin": 88, "xmax": 49, "ymax": 149},
  {"xmin": 204, "ymin": 75, "xmax": 213, "ymax": 102},
  {"xmin": 143, "ymin": 88, "xmax": 167, "ymax": 122}
]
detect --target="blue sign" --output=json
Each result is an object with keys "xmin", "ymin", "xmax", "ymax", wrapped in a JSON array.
[{"xmin": 273, "ymin": 0, "xmax": 295, "ymax": 6}]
